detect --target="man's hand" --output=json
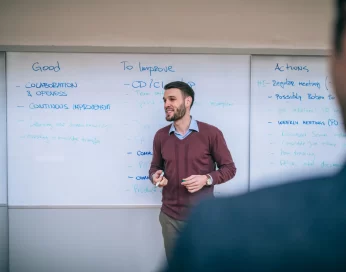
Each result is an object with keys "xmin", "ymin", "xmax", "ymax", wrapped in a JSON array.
[
  {"xmin": 181, "ymin": 175, "xmax": 208, "ymax": 193},
  {"xmin": 152, "ymin": 170, "xmax": 168, "ymax": 188}
]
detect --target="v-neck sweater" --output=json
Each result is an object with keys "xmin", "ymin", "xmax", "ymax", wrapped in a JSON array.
[{"xmin": 149, "ymin": 120, "xmax": 237, "ymax": 221}]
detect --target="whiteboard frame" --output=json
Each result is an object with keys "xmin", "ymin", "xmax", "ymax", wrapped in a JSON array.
[
  {"xmin": 0, "ymin": 52, "xmax": 7, "ymax": 206},
  {"xmin": 1, "ymin": 47, "xmax": 330, "ymax": 208},
  {"xmin": 0, "ymin": 45, "xmax": 328, "ymax": 56},
  {"xmin": 8, "ymin": 205, "xmax": 161, "ymax": 209}
]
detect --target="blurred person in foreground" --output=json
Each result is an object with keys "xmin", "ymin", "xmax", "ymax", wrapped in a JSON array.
[{"xmin": 163, "ymin": 1, "xmax": 346, "ymax": 271}]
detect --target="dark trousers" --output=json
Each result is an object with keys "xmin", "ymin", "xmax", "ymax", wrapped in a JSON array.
[{"xmin": 159, "ymin": 211, "xmax": 186, "ymax": 263}]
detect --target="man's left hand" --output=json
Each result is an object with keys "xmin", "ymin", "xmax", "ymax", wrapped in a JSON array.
[{"xmin": 181, "ymin": 175, "xmax": 208, "ymax": 193}]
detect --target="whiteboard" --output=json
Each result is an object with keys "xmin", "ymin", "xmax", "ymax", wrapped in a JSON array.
[
  {"xmin": 0, "ymin": 53, "xmax": 6, "ymax": 205},
  {"xmin": 250, "ymin": 55, "xmax": 346, "ymax": 190},
  {"xmin": 7, "ymin": 52, "xmax": 250, "ymax": 205}
]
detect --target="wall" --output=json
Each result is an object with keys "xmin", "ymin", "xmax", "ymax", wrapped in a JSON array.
[
  {"xmin": 0, "ymin": 207, "xmax": 8, "ymax": 272},
  {"xmin": 9, "ymin": 208, "xmax": 164, "ymax": 272},
  {"xmin": 0, "ymin": 0, "xmax": 335, "ymax": 271},
  {"xmin": 0, "ymin": 0, "xmax": 333, "ymax": 50}
]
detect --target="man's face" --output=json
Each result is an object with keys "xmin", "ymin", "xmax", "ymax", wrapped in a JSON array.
[
  {"xmin": 163, "ymin": 88, "xmax": 189, "ymax": 122},
  {"xmin": 331, "ymin": 29, "xmax": 346, "ymax": 130}
]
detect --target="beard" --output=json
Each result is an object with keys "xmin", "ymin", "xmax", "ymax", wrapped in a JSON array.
[{"xmin": 165, "ymin": 103, "xmax": 186, "ymax": 122}]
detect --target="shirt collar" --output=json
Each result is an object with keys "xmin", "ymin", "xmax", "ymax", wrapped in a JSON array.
[{"xmin": 169, "ymin": 116, "xmax": 199, "ymax": 134}]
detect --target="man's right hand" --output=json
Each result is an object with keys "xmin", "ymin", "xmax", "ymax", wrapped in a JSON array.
[{"xmin": 152, "ymin": 170, "xmax": 168, "ymax": 188}]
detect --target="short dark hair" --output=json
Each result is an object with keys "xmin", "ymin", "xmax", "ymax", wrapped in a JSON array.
[
  {"xmin": 334, "ymin": 0, "xmax": 346, "ymax": 54},
  {"xmin": 164, "ymin": 81, "xmax": 195, "ymax": 108}
]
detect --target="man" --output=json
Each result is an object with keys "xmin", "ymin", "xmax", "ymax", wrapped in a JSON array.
[
  {"xmin": 149, "ymin": 81, "xmax": 236, "ymax": 263},
  {"xmin": 163, "ymin": 1, "xmax": 346, "ymax": 271}
]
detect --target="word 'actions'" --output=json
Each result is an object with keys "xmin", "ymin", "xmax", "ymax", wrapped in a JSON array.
[{"xmin": 275, "ymin": 63, "xmax": 309, "ymax": 72}]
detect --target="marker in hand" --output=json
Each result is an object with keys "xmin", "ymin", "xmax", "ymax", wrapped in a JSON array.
[{"xmin": 156, "ymin": 171, "xmax": 165, "ymax": 187}]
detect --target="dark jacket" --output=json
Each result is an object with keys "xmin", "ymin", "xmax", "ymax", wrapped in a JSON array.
[{"xmin": 163, "ymin": 164, "xmax": 346, "ymax": 271}]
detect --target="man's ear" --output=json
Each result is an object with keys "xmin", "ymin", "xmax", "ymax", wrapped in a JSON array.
[{"xmin": 185, "ymin": 96, "xmax": 192, "ymax": 107}]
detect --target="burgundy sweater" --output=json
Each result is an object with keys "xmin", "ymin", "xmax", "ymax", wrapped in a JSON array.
[{"xmin": 149, "ymin": 121, "xmax": 236, "ymax": 221}]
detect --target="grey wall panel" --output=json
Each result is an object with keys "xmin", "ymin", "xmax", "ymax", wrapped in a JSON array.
[
  {"xmin": 0, "ymin": 206, "xmax": 9, "ymax": 272},
  {"xmin": 9, "ymin": 208, "xmax": 166, "ymax": 272}
]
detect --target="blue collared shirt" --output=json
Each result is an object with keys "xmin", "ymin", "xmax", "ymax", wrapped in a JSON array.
[{"xmin": 169, "ymin": 116, "xmax": 199, "ymax": 139}]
